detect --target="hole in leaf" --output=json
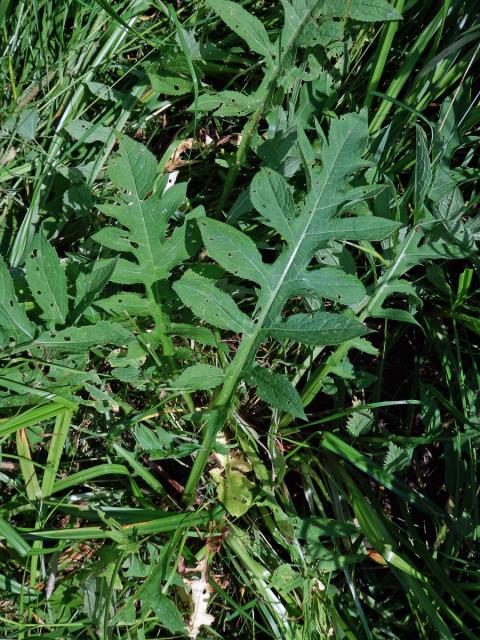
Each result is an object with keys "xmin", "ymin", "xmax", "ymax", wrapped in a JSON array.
[
  {"xmin": 32, "ymin": 249, "xmax": 38, "ymax": 258},
  {"xmin": 130, "ymin": 241, "xmax": 140, "ymax": 249},
  {"xmin": 63, "ymin": 336, "xmax": 72, "ymax": 342},
  {"xmin": 8, "ymin": 299, "xmax": 14, "ymax": 307}
]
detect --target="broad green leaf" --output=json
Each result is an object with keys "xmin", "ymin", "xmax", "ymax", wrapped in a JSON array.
[
  {"xmin": 250, "ymin": 168, "xmax": 296, "ymax": 243},
  {"xmin": 414, "ymin": 125, "xmax": 432, "ymax": 212},
  {"xmin": 384, "ymin": 442, "xmax": 413, "ymax": 474},
  {"xmin": 270, "ymin": 565, "xmax": 304, "ymax": 594},
  {"xmin": 109, "ymin": 135, "xmax": 157, "ymax": 200},
  {"xmin": 96, "ymin": 188, "xmax": 191, "ymax": 286},
  {"xmin": 94, "ymin": 137, "xmax": 200, "ymax": 290},
  {"xmin": 148, "ymin": 70, "xmax": 192, "ymax": 96},
  {"xmin": 173, "ymin": 364, "xmax": 224, "ymax": 390},
  {"xmin": 189, "ymin": 91, "xmax": 260, "ymax": 116},
  {"xmin": 72, "ymin": 258, "xmax": 117, "ymax": 321},
  {"xmin": 34, "ymin": 322, "xmax": 130, "ymax": 352},
  {"xmin": 207, "ymin": 0, "xmax": 273, "ymax": 61},
  {"xmin": 211, "ymin": 463, "xmax": 255, "ymax": 517},
  {"xmin": 167, "ymin": 323, "xmax": 217, "ymax": 346},
  {"xmin": 372, "ymin": 308, "xmax": 420, "ymax": 326},
  {"xmin": 65, "ymin": 119, "xmax": 112, "ymax": 143},
  {"xmin": 199, "ymin": 218, "xmax": 269, "ymax": 288},
  {"xmin": 310, "ymin": 216, "xmax": 401, "ymax": 242},
  {"xmin": 24, "ymin": 231, "xmax": 68, "ymax": 326},
  {"xmin": 247, "ymin": 365, "xmax": 306, "ymax": 420},
  {"xmin": 95, "ymin": 292, "xmax": 154, "ymax": 317},
  {"xmin": 266, "ymin": 311, "xmax": 370, "ymax": 345},
  {"xmin": 134, "ymin": 424, "xmax": 174, "ymax": 451},
  {"xmin": 137, "ymin": 569, "xmax": 186, "ymax": 633},
  {"xmin": 298, "ymin": 516, "xmax": 358, "ymax": 541},
  {"xmin": 0, "ymin": 257, "xmax": 34, "ymax": 342},
  {"xmin": 324, "ymin": 0, "xmax": 402, "ymax": 21},
  {"xmin": 295, "ymin": 267, "xmax": 365, "ymax": 305},
  {"xmin": 14, "ymin": 107, "xmax": 39, "ymax": 140},
  {"xmin": 173, "ymin": 270, "xmax": 253, "ymax": 334},
  {"xmin": 150, "ymin": 595, "xmax": 186, "ymax": 633},
  {"xmin": 346, "ymin": 409, "xmax": 373, "ymax": 436}
]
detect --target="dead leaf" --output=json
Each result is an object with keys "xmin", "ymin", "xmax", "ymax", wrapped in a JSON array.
[{"xmin": 184, "ymin": 556, "xmax": 214, "ymax": 639}]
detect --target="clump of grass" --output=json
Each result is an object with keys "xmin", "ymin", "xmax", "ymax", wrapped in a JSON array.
[{"xmin": 0, "ymin": 1, "xmax": 479, "ymax": 638}]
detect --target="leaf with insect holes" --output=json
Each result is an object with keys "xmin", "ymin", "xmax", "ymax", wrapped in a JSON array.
[
  {"xmin": 93, "ymin": 136, "xmax": 202, "ymax": 289},
  {"xmin": 34, "ymin": 322, "xmax": 131, "ymax": 353},
  {"xmin": 0, "ymin": 257, "xmax": 35, "ymax": 343},
  {"xmin": 25, "ymin": 230, "xmax": 68, "ymax": 326},
  {"xmin": 199, "ymin": 218, "xmax": 269, "ymax": 289},
  {"xmin": 246, "ymin": 365, "xmax": 307, "ymax": 420},
  {"xmin": 207, "ymin": 0, "xmax": 273, "ymax": 62}
]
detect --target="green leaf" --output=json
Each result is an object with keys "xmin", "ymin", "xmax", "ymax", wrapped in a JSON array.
[
  {"xmin": 34, "ymin": 322, "xmax": 130, "ymax": 352},
  {"xmin": 211, "ymin": 460, "xmax": 255, "ymax": 517},
  {"xmin": 207, "ymin": 0, "xmax": 273, "ymax": 61},
  {"xmin": 266, "ymin": 311, "xmax": 370, "ymax": 345},
  {"xmin": 173, "ymin": 270, "xmax": 253, "ymax": 333},
  {"xmin": 173, "ymin": 364, "xmax": 224, "ymax": 390},
  {"xmin": 270, "ymin": 565, "xmax": 304, "ymax": 594},
  {"xmin": 189, "ymin": 91, "xmax": 260, "ymax": 116},
  {"xmin": 414, "ymin": 125, "xmax": 432, "ymax": 212},
  {"xmin": 134, "ymin": 424, "xmax": 174, "ymax": 451},
  {"xmin": 296, "ymin": 267, "xmax": 365, "ymax": 305},
  {"xmin": 24, "ymin": 230, "xmax": 68, "ymax": 326},
  {"xmin": 346, "ymin": 409, "xmax": 373, "ymax": 436},
  {"xmin": 95, "ymin": 292, "xmax": 154, "ymax": 317},
  {"xmin": 298, "ymin": 516, "xmax": 359, "ymax": 540},
  {"xmin": 94, "ymin": 137, "xmax": 198, "ymax": 289},
  {"xmin": 16, "ymin": 107, "xmax": 39, "ymax": 140},
  {"xmin": 324, "ymin": 0, "xmax": 402, "ymax": 21},
  {"xmin": 65, "ymin": 119, "xmax": 112, "ymax": 143},
  {"xmin": 384, "ymin": 443, "xmax": 414, "ymax": 474},
  {"xmin": 247, "ymin": 365, "xmax": 306, "ymax": 420},
  {"xmin": 0, "ymin": 256, "xmax": 35, "ymax": 342},
  {"xmin": 148, "ymin": 70, "xmax": 192, "ymax": 96},
  {"xmin": 109, "ymin": 135, "xmax": 157, "ymax": 200},
  {"xmin": 137, "ymin": 568, "xmax": 186, "ymax": 633},
  {"xmin": 150, "ymin": 594, "xmax": 186, "ymax": 633},
  {"xmin": 250, "ymin": 168, "xmax": 296, "ymax": 243},
  {"xmin": 72, "ymin": 258, "xmax": 117, "ymax": 321},
  {"xmin": 199, "ymin": 218, "xmax": 269, "ymax": 287}
]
